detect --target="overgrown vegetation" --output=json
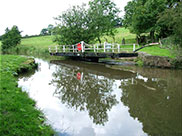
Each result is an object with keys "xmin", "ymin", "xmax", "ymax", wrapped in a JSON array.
[
  {"xmin": 1, "ymin": 26, "xmax": 21, "ymax": 53},
  {"xmin": 0, "ymin": 55, "xmax": 54, "ymax": 136}
]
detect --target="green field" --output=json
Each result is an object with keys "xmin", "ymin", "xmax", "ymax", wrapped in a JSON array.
[
  {"xmin": 0, "ymin": 55, "xmax": 54, "ymax": 136},
  {"xmin": 100, "ymin": 27, "xmax": 136, "ymax": 44},
  {"xmin": 21, "ymin": 35, "xmax": 56, "ymax": 49}
]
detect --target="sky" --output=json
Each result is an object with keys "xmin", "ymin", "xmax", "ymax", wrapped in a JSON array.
[{"xmin": 0, "ymin": 0, "xmax": 131, "ymax": 36}]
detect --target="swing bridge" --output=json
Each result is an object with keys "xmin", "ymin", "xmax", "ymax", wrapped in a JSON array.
[{"xmin": 49, "ymin": 41, "xmax": 159, "ymax": 62}]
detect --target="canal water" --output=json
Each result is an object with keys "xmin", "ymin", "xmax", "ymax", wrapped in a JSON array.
[{"xmin": 18, "ymin": 58, "xmax": 182, "ymax": 136}]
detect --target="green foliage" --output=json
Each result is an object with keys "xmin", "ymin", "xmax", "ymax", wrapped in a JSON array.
[
  {"xmin": 54, "ymin": 0, "xmax": 120, "ymax": 44},
  {"xmin": 158, "ymin": 1, "xmax": 182, "ymax": 47},
  {"xmin": 40, "ymin": 24, "xmax": 55, "ymax": 36},
  {"xmin": 123, "ymin": 0, "xmax": 167, "ymax": 41},
  {"xmin": 1, "ymin": 26, "xmax": 21, "ymax": 53},
  {"xmin": 40, "ymin": 28, "xmax": 49, "ymax": 35},
  {"xmin": 54, "ymin": 4, "xmax": 94, "ymax": 44},
  {"xmin": 136, "ymin": 59, "xmax": 144, "ymax": 66},
  {"xmin": 88, "ymin": 0, "xmax": 120, "ymax": 43},
  {"xmin": 123, "ymin": 0, "xmax": 182, "ymax": 42},
  {"xmin": 0, "ymin": 55, "xmax": 54, "ymax": 136}
]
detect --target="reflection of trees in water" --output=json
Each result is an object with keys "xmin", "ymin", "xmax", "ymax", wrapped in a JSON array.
[
  {"xmin": 120, "ymin": 75, "xmax": 182, "ymax": 136},
  {"xmin": 51, "ymin": 65, "xmax": 118, "ymax": 125}
]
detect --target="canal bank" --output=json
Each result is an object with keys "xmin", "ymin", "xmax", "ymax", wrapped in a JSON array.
[{"xmin": 0, "ymin": 55, "xmax": 54, "ymax": 136}]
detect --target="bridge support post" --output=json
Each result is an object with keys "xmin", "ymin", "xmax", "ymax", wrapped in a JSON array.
[{"xmin": 94, "ymin": 45, "xmax": 96, "ymax": 52}]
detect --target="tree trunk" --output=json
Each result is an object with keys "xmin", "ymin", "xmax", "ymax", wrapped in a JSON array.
[
  {"xmin": 150, "ymin": 31, "xmax": 155, "ymax": 42},
  {"xmin": 98, "ymin": 37, "xmax": 101, "ymax": 44}
]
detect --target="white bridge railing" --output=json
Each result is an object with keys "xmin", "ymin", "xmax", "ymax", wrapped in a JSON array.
[{"xmin": 49, "ymin": 41, "xmax": 140, "ymax": 53}]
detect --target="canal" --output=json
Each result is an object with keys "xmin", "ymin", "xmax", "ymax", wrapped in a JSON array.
[{"xmin": 18, "ymin": 58, "xmax": 182, "ymax": 136}]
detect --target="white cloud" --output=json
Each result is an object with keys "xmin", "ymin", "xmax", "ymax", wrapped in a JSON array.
[{"xmin": 0, "ymin": 0, "xmax": 131, "ymax": 36}]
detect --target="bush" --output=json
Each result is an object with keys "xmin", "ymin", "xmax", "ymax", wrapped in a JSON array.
[{"xmin": 1, "ymin": 26, "xmax": 21, "ymax": 53}]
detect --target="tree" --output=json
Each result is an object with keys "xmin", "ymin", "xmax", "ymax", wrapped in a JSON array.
[
  {"xmin": 123, "ymin": 0, "xmax": 169, "ymax": 42},
  {"xmin": 54, "ymin": 0, "xmax": 120, "ymax": 44},
  {"xmin": 40, "ymin": 28, "xmax": 48, "ymax": 35},
  {"xmin": 88, "ymin": 0, "xmax": 120, "ymax": 43},
  {"xmin": 123, "ymin": 0, "xmax": 182, "ymax": 44},
  {"xmin": 1, "ymin": 26, "xmax": 21, "ymax": 52},
  {"xmin": 158, "ymin": 1, "xmax": 182, "ymax": 47},
  {"xmin": 47, "ymin": 24, "xmax": 54, "ymax": 35},
  {"xmin": 54, "ymin": 4, "xmax": 95, "ymax": 44}
]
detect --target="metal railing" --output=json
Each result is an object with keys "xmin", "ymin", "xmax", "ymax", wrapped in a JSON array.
[{"xmin": 49, "ymin": 41, "xmax": 140, "ymax": 53}]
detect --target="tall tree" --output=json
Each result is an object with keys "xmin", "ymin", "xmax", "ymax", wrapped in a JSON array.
[
  {"xmin": 88, "ymin": 0, "xmax": 120, "ymax": 43},
  {"xmin": 123, "ymin": 0, "xmax": 171, "ymax": 42},
  {"xmin": 1, "ymin": 26, "xmax": 21, "ymax": 52},
  {"xmin": 40, "ymin": 28, "xmax": 48, "ymax": 35},
  {"xmin": 158, "ymin": 1, "xmax": 182, "ymax": 47},
  {"xmin": 47, "ymin": 24, "xmax": 54, "ymax": 35},
  {"xmin": 54, "ymin": 4, "xmax": 95, "ymax": 44},
  {"xmin": 54, "ymin": 0, "xmax": 120, "ymax": 44}
]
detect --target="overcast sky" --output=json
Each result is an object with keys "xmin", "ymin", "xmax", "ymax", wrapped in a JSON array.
[{"xmin": 0, "ymin": 0, "xmax": 131, "ymax": 36}]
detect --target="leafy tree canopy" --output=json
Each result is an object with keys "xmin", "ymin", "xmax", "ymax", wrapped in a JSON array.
[
  {"xmin": 1, "ymin": 25, "xmax": 21, "ymax": 52},
  {"xmin": 40, "ymin": 24, "xmax": 55, "ymax": 36},
  {"xmin": 123, "ymin": 0, "xmax": 182, "ymax": 43},
  {"xmin": 54, "ymin": 0, "xmax": 120, "ymax": 45}
]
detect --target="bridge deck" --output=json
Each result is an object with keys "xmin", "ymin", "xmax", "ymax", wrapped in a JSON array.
[
  {"xmin": 50, "ymin": 52, "xmax": 138, "ymax": 58},
  {"xmin": 49, "ymin": 41, "xmax": 139, "ymax": 62}
]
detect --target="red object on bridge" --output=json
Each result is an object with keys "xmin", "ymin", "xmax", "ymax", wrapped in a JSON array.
[
  {"xmin": 77, "ymin": 72, "xmax": 81, "ymax": 80},
  {"xmin": 77, "ymin": 43, "xmax": 82, "ymax": 51}
]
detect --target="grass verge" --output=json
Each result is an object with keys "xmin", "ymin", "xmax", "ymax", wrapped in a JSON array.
[
  {"xmin": 139, "ymin": 45, "xmax": 175, "ymax": 58},
  {"xmin": 0, "ymin": 55, "xmax": 54, "ymax": 136}
]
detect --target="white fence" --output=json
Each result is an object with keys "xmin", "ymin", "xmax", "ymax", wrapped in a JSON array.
[{"xmin": 49, "ymin": 41, "xmax": 139, "ymax": 53}]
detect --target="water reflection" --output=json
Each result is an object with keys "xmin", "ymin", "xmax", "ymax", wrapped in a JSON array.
[
  {"xmin": 18, "ymin": 59, "xmax": 182, "ymax": 136},
  {"xmin": 51, "ymin": 60, "xmax": 137, "ymax": 125},
  {"xmin": 120, "ymin": 71, "xmax": 182, "ymax": 136}
]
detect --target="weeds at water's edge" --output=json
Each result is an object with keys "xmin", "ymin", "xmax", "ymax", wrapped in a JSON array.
[{"xmin": 0, "ymin": 55, "xmax": 54, "ymax": 136}]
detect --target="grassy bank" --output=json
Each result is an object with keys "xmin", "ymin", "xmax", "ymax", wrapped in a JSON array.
[
  {"xmin": 139, "ymin": 46, "xmax": 175, "ymax": 58},
  {"xmin": 0, "ymin": 55, "xmax": 54, "ymax": 136}
]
